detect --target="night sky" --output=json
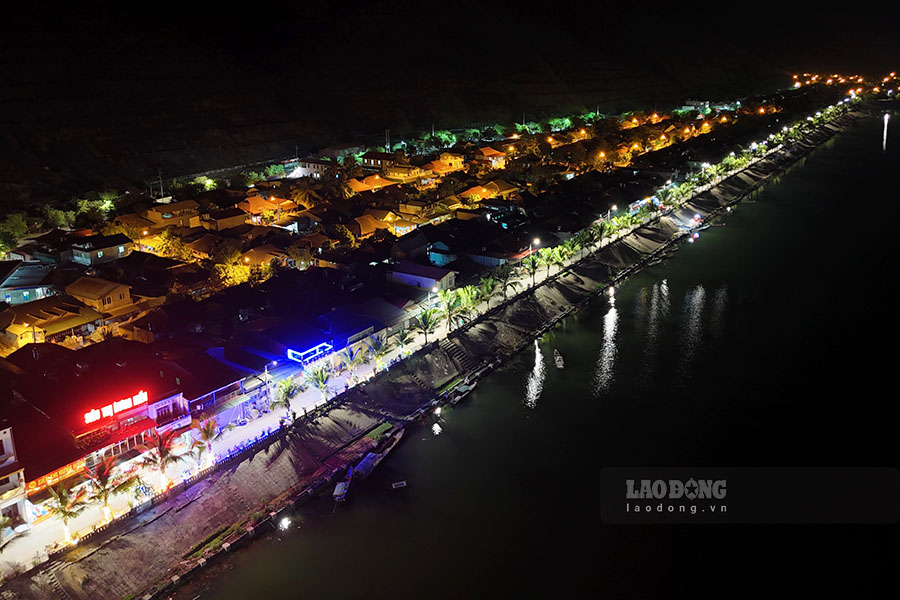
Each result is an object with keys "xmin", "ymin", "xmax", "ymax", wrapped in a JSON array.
[{"xmin": 1, "ymin": 2, "xmax": 897, "ymax": 198}]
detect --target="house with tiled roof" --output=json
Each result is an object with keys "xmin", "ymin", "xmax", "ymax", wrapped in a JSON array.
[
  {"xmin": 473, "ymin": 146, "xmax": 506, "ymax": 169},
  {"xmin": 361, "ymin": 151, "xmax": 400, "ymax": 170}
]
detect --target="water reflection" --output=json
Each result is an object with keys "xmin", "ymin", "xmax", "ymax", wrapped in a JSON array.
[
  {"xmin": 677, "ymin": 285, "xmax": 706, "ymax": 381},
  {"xmin": 709, "ymin": 285, "xmax": 728, "ymax": 342},
  {"xmin": 883, "ymin": 113, "xmax": 890, "ymax": 152},
  {"xmin": 641, "ymin": 279, "xmax": 669, "ymax": 384},
  {"xmin": 524, "ymin": 340, "xmax": 546, "ymax": 409},
  {"xmin": 594, "ymin": 293, "xmax": 619, "ymax": 394}
]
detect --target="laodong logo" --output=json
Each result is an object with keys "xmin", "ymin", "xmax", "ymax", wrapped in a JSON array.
[{"xmin": 626, "ymin": 478, "xmax": 727, "ymax": 500}]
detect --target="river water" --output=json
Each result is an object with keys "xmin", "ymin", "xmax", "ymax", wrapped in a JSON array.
[{"xmin": 179, "ymin": 114, "xmax": 899, "ymax": 598}]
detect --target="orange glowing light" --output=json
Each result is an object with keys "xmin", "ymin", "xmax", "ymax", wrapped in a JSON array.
[
  {"xmin": 599, "ymin": 152, "xmax": 606, "ymax": 158},
  {"xmin": 547, "ymin": 137, "xmax": 553, "ymax": 143},
  {"xmin": 759, "ymin": 107, "xmax": 765, "ymax": 114},
  {"xmin": 720, "ymin": 116, "xmax": 728, "ymax": 122},
  {"xmin": 684, "ymin": 128, "xmax": 690, "ymax": 134}
]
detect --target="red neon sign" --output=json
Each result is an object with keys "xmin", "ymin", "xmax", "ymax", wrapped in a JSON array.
[{"xmin": 84, "ymin": 390, "xmax": 149, "ymax": 425}]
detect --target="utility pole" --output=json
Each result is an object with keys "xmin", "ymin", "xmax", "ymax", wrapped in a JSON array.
[
  {"xmin": 157, "ymin": 169, "xmax": 165, "ymax": 197},
  {"xmin": 385, "ymin": 129, "xmax": 391, "ymax": 151}
]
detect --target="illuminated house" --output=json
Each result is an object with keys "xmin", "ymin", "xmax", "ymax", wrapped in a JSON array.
[
  {"xmin": 3, "ymin": 339, "xmax": 193, "ymax": 523},
  {"xmin": 0, "ymin": 260, "xmax": 55, "ymax": 305},
  {"xmin": 387, "ymin": 260, "xmax": 456, "ymax": 291},
  {"xmin": 70, "ymin": 233, "xmax": 134, "ymax": 266},
  {"xmin": 289, "ymin": 157, "xmax": 334, "ymax": 179},
  {"xmin": 0, "ymin": 422, "xmax": 28, "ymax": 528},
  {"xmin": 473, "ymin": 147, "xmax": 506, "ymax": 169},
  {"xmin": 144, "ymin": 200, "xmax": 200, "ymax": 230}
]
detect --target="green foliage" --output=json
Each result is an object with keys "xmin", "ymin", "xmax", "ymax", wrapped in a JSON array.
[
  {"xmin": 547, "ymin": 117, "xmax": 572, "ymax": 132},
  {"xmin": 328, "ymin": 224, "xmax": 356, "ymax": 247},
  {"xmin": 264, "ymin": 164, "xmax": 286, "ymax": 178},
  {"xmin": 214, "ymin": 263, "xmax": 251, "ymax": 287}
]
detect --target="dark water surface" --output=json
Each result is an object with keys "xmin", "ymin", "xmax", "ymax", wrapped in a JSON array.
[{"xmin": 182, "ymin": 114, "xmax": 899, "ymax": 598}]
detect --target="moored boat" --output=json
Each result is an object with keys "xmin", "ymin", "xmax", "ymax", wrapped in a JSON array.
[
  {"xmin": 333, "ymin": 466, "xmax": 353, "ymax": 502},
  {"xmin": 554, "ymin": 349, "xmax": 564, "ymax": 369}
]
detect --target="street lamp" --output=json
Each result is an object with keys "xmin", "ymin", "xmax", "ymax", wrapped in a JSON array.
[
  {"xmin": 430, "ymin": 286, "xmax": 438, "ymax": 308},
  {"xmin": 528, "ymin": 238, "xmax": 540, "ymax": 287}
]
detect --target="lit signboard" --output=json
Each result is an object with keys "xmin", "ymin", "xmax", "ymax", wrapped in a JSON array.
[
  {"xmin": 287, "ymin": 342, "xmax": 333, "ymax": 365},
  {"xmin": 26, "ymin": 458, "xmax": 86, "ymax": 495},
  {"xmin": 83, "ymin": 390, "xmax": 149, "ymax": 425}
]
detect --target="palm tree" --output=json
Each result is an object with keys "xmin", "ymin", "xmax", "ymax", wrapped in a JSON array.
[
  {"xmin": 478, "ymin": 276, "xmax": 499, "ymax": 309},
  {"xmin": 340, "ymin": 346, "xmax": 366, "ymax": 381},
  {"xmin": 392, "ymin": 326, "xmax": 416, "ymax": 356},
  {"xmin": 522, "ymin": 254, "xmax": 540, "ymax": 287},
  {"xmin": 492, "ymin": 264, "xmax": 520, "ymax": 301},
  {"xmin": 191, "ymin": 417, "xmax": 232, "ymax": 470},
  {"xmin": 140, "ymin": 429, "xmax": 184, "ymax": 491},
  {"xmin": 437, "ymin": 288, "xmax": 457, "ymax": 314},
  {"xmin": 47, "ymin": 483, "xmax": 88, "ymax": 543},
  {"xmin": 365, "ymin": 334, "xmax": 391, "ymax": 371},
  {"xmin": 458, "ymin": 285, "xmax": 481, "ymax": 316},
  {"xmin": 414, "ymin": 307, "xmax": 442, "ymax": 345},
  {"xmin": 85, "ymin": 455, "xmax": 141, "ymax": 523},
  {"xmin": 550, "ymin": 246, "xmax": 567, "ymax": 274},
  {"xmin": 538, "ymin": 247, "xmax": 554, "ymax": 277},
  {"xmin": 272, "ymin": 376, "xmax": 299, "ymax": 412},
  {"xmin": 304, "ymin": 364, "xmax": 332, "ymax": 402}
]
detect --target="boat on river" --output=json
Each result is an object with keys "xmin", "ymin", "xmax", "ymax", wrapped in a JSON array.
[
  {"xmin": 334, "ymin": 466, "xmax": 353, "ymax": 502},
  {"xmin": 554, "ymin": 349, "xmax": 564, "ymax": 369}
]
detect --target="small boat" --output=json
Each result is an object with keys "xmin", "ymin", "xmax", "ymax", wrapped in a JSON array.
[
  {"xmin": 451, "ymin": 382, "xmax": 477, "ymax": 404},
  {"xmin": 333, "ymin": 466, "xmax": 353, "ymax": 502},
  {"xmin": 392, "ymin": 481, "xmax": 407, "ymax": 489},
  {"xmin": 553, "ymin": 349, "xmax": 565, "ymax": 369}
]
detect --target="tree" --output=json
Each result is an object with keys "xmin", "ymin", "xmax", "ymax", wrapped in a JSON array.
[
  {"xmin": 458, "ymin": 285, "xmax": 480, "ymax": 317},
  {"xmin": 365, "ymin": 334, "xmax": 391, "ymax": 371},
  {"xmin": 286, "ymin": 245, "xmax": 313, "ymax": 269},
  {"xmin": 339, "ymin": 346, "xmax": 366, "ymax": 381},
  {"xmin": 392, "ymin": 327, "xmax": 415, "ymax": 356},
  {"xmin": 329, "ymin": 224, "xmax": 356, "ymax": 248},
  {"xmin": 272, "ymin": 377, "xmax": 299, "ymax": 412},
  {"xmin": 213, "ymin": 263, "xmax": 251, "ymax": 287},
  {"xmin": 211, "ymin": 239, "xmax": 243, "ymax": 265},
  {"xmin": 139, "ymin": 429, "xmax": 184, "ymax": 490},
  {"xmin": 414, "ymin": 307, "xmax": 442, "ymax": 345},
  {"xmin": 478, "ymin": 276, "xmax": 499, "ymax": 309},
  {"xmin": 85, "ymin": 455, "xmax": 141, "ymax": 523},
  {"xmin": 47, "ymin": 483, "xmax": 88, "ymax": 543},
  {"xmin": 157, "ymin": 227, "xmax": 192, "ymax": 261},
  {"xmin": 522, "ymin": 254, "xmax": 541, "ymax": 287},
  {"xmin": 304, "ymin": 364, "xmax": 332, "ymax": 402},
  {"xmin": 492, "ymin": 264, "xmax": 520, "ymax": 301},
  {"xmin": 190, "ymin": 417, "xmax": 232, "ymax": 470}
]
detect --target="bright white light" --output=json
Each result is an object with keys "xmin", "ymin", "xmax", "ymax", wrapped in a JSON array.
[
  {"xmin": 434, "ymin": 406, "xmax": 442, "ymax": 416},
  {"xmin": 432, "ymin": 423, "xmax": 442, "ymax": 436},
  {"xmin": 279, "ymin": 517, "xmax": 291, "ymax": 530},
  {"xmin": 692, "ymin": 232, "xmax": 700, "ymax": 239},
  {"xmin": 608, "ymin": 286, "xmax": 615, "ymax": 296},
  {"xmin": 694, "ymin": 214, "xmax": 702, "ymax": 221}
]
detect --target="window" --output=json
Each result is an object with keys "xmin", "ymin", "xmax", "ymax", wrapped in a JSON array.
[
  {"xmin": 175, "ymin": 377, "xmax": 181, "ymax": 385},
  {"xmin": 119, "ymin": 293, "xmax": 124, "ymax": 300},
  {"xmin": 22, "ymin": 291, "xmax": 29, "ymax": 300},
  {"xmin": 97, "ymin": 251, "xmax": 104, "ymax": 258},
  {"xmin": 118, "ymin": 245, "xmax": 125, "ymax": 254}
]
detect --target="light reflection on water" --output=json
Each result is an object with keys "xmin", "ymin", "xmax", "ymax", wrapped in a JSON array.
[
  {"xmin": 677, "ymin": 285, "xmax": 706, "ymax": 382},
  {"xmin": 641, "ymin": 279, "xmax": 669, "ymax": 384},
  {"xmin": 524, "ymin": 340, "xmax": 546, "ymax": 409},
  {"xmin": 709, "ymin": 285, "xmax": 728, "ymax": 342},
  {"xmin": 594, "ymin": 294, "xmax": 619, "ymax": 395}
]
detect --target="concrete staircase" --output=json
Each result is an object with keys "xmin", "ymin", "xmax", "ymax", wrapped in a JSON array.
[{"xmin": 440, "ymin": 338, "xmax": 477, "ymax": 372}]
